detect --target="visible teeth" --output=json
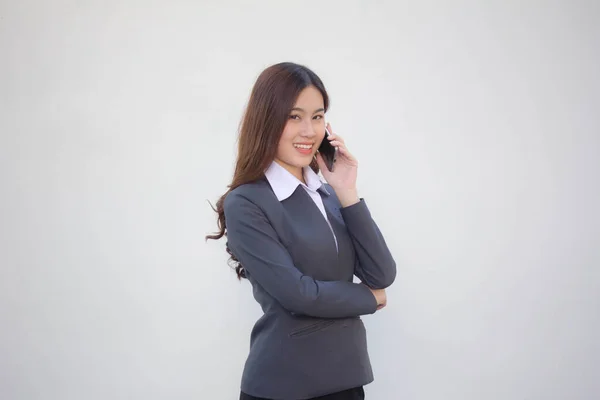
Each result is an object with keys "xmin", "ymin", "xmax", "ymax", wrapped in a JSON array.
[{"xmin": 294, "ymin": 144, "xmax": 312, "ymax": 149}]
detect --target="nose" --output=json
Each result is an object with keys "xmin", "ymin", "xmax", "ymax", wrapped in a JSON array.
[{"xmin": 299, "ymin": 119, "xmax": 317, "ymax": 137}]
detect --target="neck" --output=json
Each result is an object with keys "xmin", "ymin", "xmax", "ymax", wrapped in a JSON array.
[{"xmin": 275, "ymin": 159, "xmax": 305, "ymax": 184}]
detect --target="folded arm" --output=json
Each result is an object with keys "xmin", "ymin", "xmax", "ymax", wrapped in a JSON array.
[
  {"xmin": 340, "ymin": 199, "xmax": 397, "ymax": 289},
  {"xmin": 224, "ymin": 193, "xmax": 379, "ymax": 318}
]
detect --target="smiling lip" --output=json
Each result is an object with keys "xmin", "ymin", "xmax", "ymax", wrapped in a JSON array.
[{"xmin": 293, "ymin": 143, "xmax": 313, "ymax": 155}]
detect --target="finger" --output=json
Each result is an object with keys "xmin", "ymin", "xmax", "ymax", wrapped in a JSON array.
[
  {"xmin": 335, "ymin": 145, "xmax": 357, "ymax": 163},
  {"xmin": 328, "ymin": 136, "xmax": 345, "ymax": 145},
  {"xmin": 328, "ymin": 139, "xmax": 345, "ymax": 148},
  {"xmin": 326, "ymin": 123, "xmax": 344, "ymax": 141},
  {"xmin": 329, "ymin": 141, "xmax": 352, "ymax": 157},
  {"xmin": 327, "ymin": 132, "xmax": 345, "ymax": 144}
]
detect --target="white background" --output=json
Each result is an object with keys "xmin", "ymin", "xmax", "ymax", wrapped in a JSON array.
[{"xmin": 1, "ymin": 1, "xmax": 599, "ymax": 399}]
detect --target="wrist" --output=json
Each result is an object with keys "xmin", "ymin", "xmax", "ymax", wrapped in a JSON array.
[
  {"xmin": 335, "ymin": 188, "xmax": 359, "ymax": 207},
  {"xmin": 368, "ymin": 287, "xmax": 382, "ymax": 304}
]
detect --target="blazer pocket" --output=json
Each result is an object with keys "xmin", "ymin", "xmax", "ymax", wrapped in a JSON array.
[{"xmin": 289, "ymin": 320, "xmax": 336, "ymax": 338}]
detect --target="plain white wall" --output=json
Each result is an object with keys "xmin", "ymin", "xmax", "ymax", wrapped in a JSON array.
[{"xmin": 1, "ymin": 1, "xmax": 599, "ymax": 399}]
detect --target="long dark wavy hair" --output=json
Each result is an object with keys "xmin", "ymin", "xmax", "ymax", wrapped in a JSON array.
[{"xmin": 206, "ymin": 62, "xmax": 330, "ymax": 279}]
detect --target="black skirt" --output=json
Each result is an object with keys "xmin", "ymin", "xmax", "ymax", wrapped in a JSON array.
[{"xmin": 240, "ymin": 386, "xmax": 364, "ymax": 400}]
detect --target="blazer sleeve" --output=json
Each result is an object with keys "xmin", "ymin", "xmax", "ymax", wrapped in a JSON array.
[
  {"xmin": 341, "ymin": 199, "xmax": 397, "ymax": 289},
  {"xmin": 224, "ymin": 192, "xmax": 378, "ymax": 318}
]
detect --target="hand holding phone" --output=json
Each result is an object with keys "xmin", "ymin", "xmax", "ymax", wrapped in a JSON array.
[{"xmin": 316, "ymin": 122, "xmax": 360, "ymax": 206}]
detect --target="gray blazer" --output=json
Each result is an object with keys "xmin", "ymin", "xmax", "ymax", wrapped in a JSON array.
[{"xmin": 224, "ymin": 176, "xmax": 396, "ymax": 399}]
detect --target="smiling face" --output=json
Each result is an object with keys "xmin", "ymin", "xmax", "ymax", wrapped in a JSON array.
[{"xmin": 274, "ymin": 85, "xmax": 326, "ymax": 182}]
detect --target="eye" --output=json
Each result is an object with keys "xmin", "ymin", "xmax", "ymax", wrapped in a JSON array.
[
  {"xmin": 289, "ymin": 115, "xmax": 301, "ymax": 120},
  {"xmin": 313, "ymin": 115, "xmax": 324, "ymax": 120}
]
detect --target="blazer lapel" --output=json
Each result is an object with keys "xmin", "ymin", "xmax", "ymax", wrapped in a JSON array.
[
  {"xmin": 321, "ymin": 191, "xmax": 356, "ymax": 280},
  {"xmin": 282, "ymin": 186, "xmax": 339, "ymax": 258}
]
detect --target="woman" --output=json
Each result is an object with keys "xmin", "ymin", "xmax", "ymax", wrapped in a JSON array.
[{"xmin": 207, "ymin": 62, "xmax": 396, "ymax": 400}]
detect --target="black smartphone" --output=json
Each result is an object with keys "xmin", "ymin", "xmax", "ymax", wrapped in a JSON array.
[{"xmin": 318, "ymin": 127, "xmax": 337, "ymax": 172}]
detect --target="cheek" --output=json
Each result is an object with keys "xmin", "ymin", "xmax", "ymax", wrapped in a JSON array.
[
  {"xmin": 316, "ymin": 130, "xmax": 326, "ymax": 144},
  {"xmin": 276, "ymin": 140, "xmax": 287, "ymax": 156},
  {"xmin": 276, "ymin": 129, "xmax": 293, "ymax": 157},
  {"xmin": 280, "ymin": 126, "xmax": 294, "ymax": 142}
]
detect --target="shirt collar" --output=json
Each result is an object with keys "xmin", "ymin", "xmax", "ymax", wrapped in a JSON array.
[{"xmin": 264, "ymin": 161, "xmax": 330, "ymax": 201}]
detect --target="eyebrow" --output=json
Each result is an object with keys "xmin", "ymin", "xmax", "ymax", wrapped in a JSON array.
[{"xmin": 290, "ymin": 107, "xmax": 325, "ymax": 114}]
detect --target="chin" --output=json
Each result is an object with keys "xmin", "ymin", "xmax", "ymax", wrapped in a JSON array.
[
  {"xmin": 296, "ymin": 157, "xmax": 314, "ymax": 168},
  {"xmin": 278, "ymin": 152, "xmax": 315, "ymax": 170},
  {"xmin": 283, "ymin": 155, "xmax": 311, "ymax": 168}
]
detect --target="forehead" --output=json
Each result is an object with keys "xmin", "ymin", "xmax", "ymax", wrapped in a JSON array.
[{"xmin": 294, "ymin": 86, "xmax": 324, "ymax": 108}]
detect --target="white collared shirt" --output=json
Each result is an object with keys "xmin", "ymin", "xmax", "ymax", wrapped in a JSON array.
[{"xmin": 264, "ymin": 161, "xmax": 338, "ymax": 251}]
